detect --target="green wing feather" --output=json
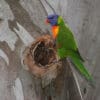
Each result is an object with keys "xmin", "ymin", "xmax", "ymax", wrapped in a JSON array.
[
  {"xmin": 57, "ymin": 20, "xmax": 84, "ymax": 61},
  {"xmin": 57, "ymin": 48, "xmax": 95, "ymax": 86},
  {"xmin": 57, "ymin": 16, "xmax": 94, "ymax": 85},
  {"xmin": 69, "ymin": 55, "xmax": 93, "ymax": 82}
]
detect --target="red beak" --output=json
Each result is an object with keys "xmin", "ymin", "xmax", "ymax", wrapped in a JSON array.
[{"xmin": 46, "ymin": 19, "xmax": 50, "ymax": 24}]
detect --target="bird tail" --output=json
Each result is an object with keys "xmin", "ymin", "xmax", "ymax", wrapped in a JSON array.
[{"xmin": 69, "ymin": 55, "xmax": 95, "ymax": 87}]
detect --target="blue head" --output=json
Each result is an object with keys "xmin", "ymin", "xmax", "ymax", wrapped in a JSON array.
[{"xmin": 46, "ymin": 14, "xmax": 59, "ymax": 26}]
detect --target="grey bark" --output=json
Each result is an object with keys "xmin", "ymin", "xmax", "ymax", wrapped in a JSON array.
[{"xmin": 0, "ymin": 0, "xmax": 100, "ymax": 100}]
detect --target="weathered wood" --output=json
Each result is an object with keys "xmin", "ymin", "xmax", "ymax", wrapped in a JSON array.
[{"xmin": 0, "ymin": 0, "xmax": 100, "ymax": 100}]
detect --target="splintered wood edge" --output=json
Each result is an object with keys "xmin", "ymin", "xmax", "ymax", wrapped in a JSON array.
[{"xmin": 21, "ymin": 35, "xmax": 62, "ymax": 87}]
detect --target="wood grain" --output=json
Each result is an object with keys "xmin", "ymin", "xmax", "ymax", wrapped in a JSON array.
[{"xmin": 0, "ymin": 0, "xmax": 100, "ymax": 100}]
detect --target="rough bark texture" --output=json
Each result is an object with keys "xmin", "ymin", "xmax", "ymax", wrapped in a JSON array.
[{"xmin": 0, "ymin": 0, "xmax": 100, "ymax": 100}]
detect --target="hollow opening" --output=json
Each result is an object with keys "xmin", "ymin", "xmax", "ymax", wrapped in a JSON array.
[{"xmin": 31, "ymin": 41, "xmax": 56, "ymax": 67}]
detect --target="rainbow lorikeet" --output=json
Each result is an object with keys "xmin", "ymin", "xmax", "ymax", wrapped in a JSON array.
[{"xmin": 46, "ymin": 14, "xmax": 94, "ymax": 84}]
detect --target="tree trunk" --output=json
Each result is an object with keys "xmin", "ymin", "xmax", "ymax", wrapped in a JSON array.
[{"xmin": 0, "ymin": 0, "xmax": 100, "ymax": 100}]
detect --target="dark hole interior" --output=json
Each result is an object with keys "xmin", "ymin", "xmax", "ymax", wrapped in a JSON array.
[
  {"xmin": 83, "ymin": 87, "xmax": 87, "ymax": 94},
  {"xmin": 33, "ymin": 41, "xmax": 56, "ymax": 66}
]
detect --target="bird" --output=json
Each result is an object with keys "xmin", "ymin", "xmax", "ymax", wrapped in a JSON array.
[{"xmin": 46, "ymin": 14, "xmax": 94, "ymax": 85}]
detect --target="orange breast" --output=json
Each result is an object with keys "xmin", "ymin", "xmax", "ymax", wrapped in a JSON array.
[{"xmin": 52, "ymin": 26, "xmax": 59, "ymax": 39}]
